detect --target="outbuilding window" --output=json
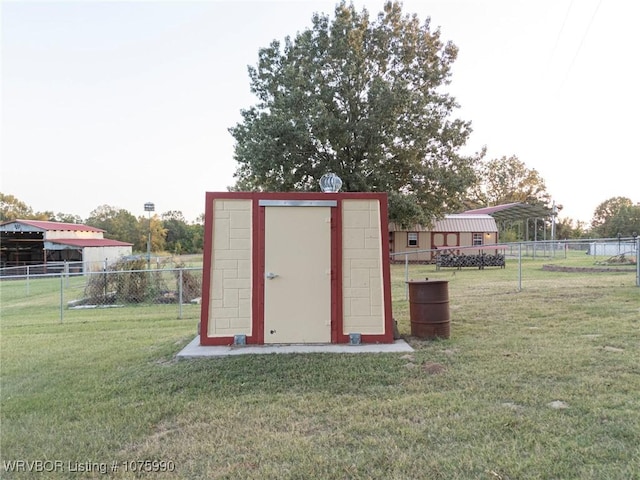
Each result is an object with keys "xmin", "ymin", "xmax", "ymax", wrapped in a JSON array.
[
  {"xmin": 407, "ymin": 232, "xmax": 419, "ymax": 247},
  {"xmin": 472, "ymin": 233, "xmax": 484, "ymax": 246}
]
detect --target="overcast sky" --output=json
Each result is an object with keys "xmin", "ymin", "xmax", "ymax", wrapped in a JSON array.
[{"xmin": 2, "ymin": 0, "xmax": 638, "ymax": 224}]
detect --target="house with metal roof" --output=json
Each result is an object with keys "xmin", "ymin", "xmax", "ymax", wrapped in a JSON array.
[
  {"xmin": 389, "ymin": 214, "xmax": 499, "ymax": 262},
  {"xmin": 0, "ymin": 219, "xmax": 132, "ymax": 274}
]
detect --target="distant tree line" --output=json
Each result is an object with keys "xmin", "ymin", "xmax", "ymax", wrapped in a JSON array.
[
  {"xmin": 2, "ymin": 187, "xmax": 638, "ymax": 247},
  {"xmin": 589, "ymin": 197, "xmax": 640, "ymax": 239}
]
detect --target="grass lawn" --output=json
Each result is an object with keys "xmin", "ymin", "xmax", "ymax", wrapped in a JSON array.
[{"xmin": 1, "ymin": 261, "xmax": 639, "ymax": 479}]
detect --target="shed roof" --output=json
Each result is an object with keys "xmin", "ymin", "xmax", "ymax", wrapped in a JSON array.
[
  {"xmin": 462, "ymin": 202, "xmax": 551, "ymax": 222},
  {"xmin": 0, "ymin": 219, "xmax": 104, "ymax": 233},
  {"xmin": 433, "ymin": 214, "xmax": 497, "ymax": 233},
  {"xmin": 389, "ymin": 214, "xmax": 497, "ymax": 233}
]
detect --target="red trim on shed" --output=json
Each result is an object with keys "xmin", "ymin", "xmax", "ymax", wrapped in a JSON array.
[
  {"xmin": 254, "ymin": 199, "xmax": 266, "ymax": 345},
  {"xmin": 378, "ymin": 196, "xmax": 395, "ymax": 344},
  {"xmin": 331, "ymin": 201, "xmax": 343, "ymax": 343},
  {"xmin": 199, "ymin": 193, "xmax": 217, "ymax": 345}
]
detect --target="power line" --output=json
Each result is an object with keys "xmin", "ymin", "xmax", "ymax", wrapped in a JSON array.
[
  {"xmin": 560, "ymin": 0, "xmax": 604, "ymax": 89},
  {"xmin": 548, "ymin": 0, "xmax": 575, "ymax": 66}
]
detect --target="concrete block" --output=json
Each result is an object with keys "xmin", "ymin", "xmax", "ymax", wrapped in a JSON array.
[
  {"xmin": 350, "ymin": 268, "xmax": 370, "ymax": 287},
  {"xmin": 343, "ymin": 228, "xmax": 365, "ymax": 249},
  {"xmin": 223, "ymin": 288, "xmax": 238, "ymax": 307}
]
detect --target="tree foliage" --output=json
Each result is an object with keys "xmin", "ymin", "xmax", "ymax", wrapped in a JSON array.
[
  {"xmin": 230, "ymin": 1, "xmax": 479, "ymax": 227},
  {"xmin": 0, "ymin": 193, "xmax": 34, "ymax": 221},
  {"xmin": 0, "ymin": 194, "xmax": 87, "ymax": 223},
  {"xmin": 48, "ymin": 212, "xmax": 84, "ymax": 224},
  {"xmin": 462, "ymin": 155, "xmax": 556, "ymax": 241},
  {"xmin": 161, "ymin": 211, "xmax": 191, "ymax": 254},
  {"xmin": 86, "ymin": 205, "xmax": 141, "ymax": 246},
  {"xmin": 465, "ymin": 155, "xmax": 551, "ymax": 210},
  {"xmin": 591, "ymin": 197, "xmax": 640, "ymax": 238},
  {"xmin": 138, "ymin": 216, "xmax": 168, "ymax": 254},
  {"xmin": 554, "ymin": 217, "xmax": 589, "ymax": 239}
]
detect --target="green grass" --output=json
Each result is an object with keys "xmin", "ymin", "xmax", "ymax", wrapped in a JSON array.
[{"xmin": 1, "ymin": 262, "xmax": 639, "ymax": 479}]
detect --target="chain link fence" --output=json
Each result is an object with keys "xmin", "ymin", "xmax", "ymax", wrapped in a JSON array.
[
  {"xmin": 73, "ymin": 267, "xmax": 202, "ymax": 307},
  {"xmin": 0, "ymin": 254, "xmax": 204, "ymax": 278},
  {"xmin": 2, "ymin": 238, "xmax": 638, "ymax": 328},
  {"xmin": 392, "ymin": 237, "xmax": 640, "ymax": 299},
  {"xmin": 0, "ymin": 262, "xmax": 203, "ymax": 326}
]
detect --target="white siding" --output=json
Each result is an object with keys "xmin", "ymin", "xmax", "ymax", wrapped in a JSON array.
[
  {"xmin": 45, "ymin": 230, "xmax": 103, "ymax": 240},
  {"xmin": 83, "ymin": 246, "xmax": 132, "ymax": 271}
]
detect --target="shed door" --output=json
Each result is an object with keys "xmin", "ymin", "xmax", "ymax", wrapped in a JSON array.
[{"xmin": 263, "ymin": 206, "xmax": 332, "ymax": 343}]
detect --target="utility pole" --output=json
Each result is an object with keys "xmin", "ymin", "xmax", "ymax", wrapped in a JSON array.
[{"xmin": 144, "ymin": 202, "xmax": 155, "ymax": 269}]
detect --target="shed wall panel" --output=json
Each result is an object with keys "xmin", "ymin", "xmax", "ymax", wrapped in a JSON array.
[
  {"xmin": 207, "ymin": 199, "xmax": 252, "ymax": 337},
  {"xmin": 342, "ymin": 200, "xmax": 385, "ymax": 335}
]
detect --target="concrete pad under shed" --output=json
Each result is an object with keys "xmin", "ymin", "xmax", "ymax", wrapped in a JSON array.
[{"xmin": 177, "ymin": 336, "xmax": 413, "ymax": 358}]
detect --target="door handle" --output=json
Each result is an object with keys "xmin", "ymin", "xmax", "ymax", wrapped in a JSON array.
[{"xmin": 265, "ymin": 272, "xmax": 279, "ymax": 280}]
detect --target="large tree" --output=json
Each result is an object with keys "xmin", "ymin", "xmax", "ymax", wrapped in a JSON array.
[
  {"xmin": 230, "ymin": 1, "xmax": 479, "ymax": 227},
  {"xmin": 0, "ymin": 193, "xmax": 35, "ymax": 221},
  {"xmin": 0, "ymin": 193, "xmax": 68, "ymax": 222},
  {"xmin": 554, "ymin": 217, "xmax": 589, "ymax": 240},
  {"xmin": 161, "ymin": 210, "xmax": 194, "ymax": 254},
  {"xmin": 591, "ymin": 196, "xmax": 640, "ymax": 238},
  {"xmin": 465, "ymin": 155, "xmax": 551, "ymax": 209},
  {"xmin": 85, "ymin": 205, "xmax": 141, "ymax": 247},
  {"xmin": 463, "ymin": 155, "xmax": 554, "ymax": 241}
]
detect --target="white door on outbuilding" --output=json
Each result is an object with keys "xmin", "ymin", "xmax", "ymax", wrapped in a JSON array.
[{"xmin": 263, "ymin": 206, "xmax": 332, "ymax": 343}]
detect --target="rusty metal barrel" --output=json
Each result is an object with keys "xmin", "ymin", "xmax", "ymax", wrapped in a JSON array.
[{"xmin": 407, "ymin": 279, "xmax": 450, "ymax": 339}]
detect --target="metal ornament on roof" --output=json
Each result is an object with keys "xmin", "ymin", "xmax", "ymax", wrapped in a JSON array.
[{"xmin": 319, "ymin": 173, "xmax": 342, "ymax": 193}]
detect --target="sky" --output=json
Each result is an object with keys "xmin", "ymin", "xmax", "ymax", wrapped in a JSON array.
[{"xmin": 1, "ymin": 0, "xmax": 638, "ymax": 225}]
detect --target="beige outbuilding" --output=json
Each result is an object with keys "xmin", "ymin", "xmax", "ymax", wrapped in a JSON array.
[{"xmin": 389, "ymin": 214, "xmax": 499, "ymax": 262}]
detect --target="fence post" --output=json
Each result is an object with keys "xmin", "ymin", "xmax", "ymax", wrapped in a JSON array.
[
  {"xmin": 636, "ymin": 236, "xmax": 640, "ymax": 287},
  {"xmin": 60, "ymin": 273, "xmax": 64, "ymax": 323},
  {"xmin": 518, "ymin": 243, "xmax": 522, "ymax": 292},
  {"xmin": 178, "ymin": 268, "xmax": 183, "ymax": 319},
  {"xmin": 26, "ymin": 265, "xmax": 30, "ymax": 296},
  {"xmin": 404, "ymin": 253, "xmax": 409, "ymax": 300}
]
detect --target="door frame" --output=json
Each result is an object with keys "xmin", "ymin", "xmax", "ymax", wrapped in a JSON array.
[{"xmin": 256, "ymin": 200, "xmax": 339, "ymax": 344}]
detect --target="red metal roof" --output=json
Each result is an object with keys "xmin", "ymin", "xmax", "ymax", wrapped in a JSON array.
[
  {"xmin": 46, "ymin": 238, "xmax": 133, "ymax": 247},
  {"xmin": 2, "ymin": 219, "xmax": 105, "ymax": 233}
]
